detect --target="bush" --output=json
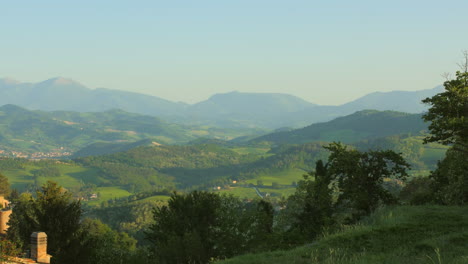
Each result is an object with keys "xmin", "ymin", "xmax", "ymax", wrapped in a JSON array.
[{"xmin": 399, "ymin": 177, "xmax": 433, "ymax": 205}]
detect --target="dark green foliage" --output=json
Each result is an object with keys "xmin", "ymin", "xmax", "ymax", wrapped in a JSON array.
[
  {"xmin": 87, "ymin": 198, "xmax": 167, "ymax": 244},
  {"xmin": 76, "ymin": 218, "xmax": 138, "ymax": 264},
  {"xmin": 278, "ymin": 160, "xmax": 333, "ymax": 244},
  {"xmin": 147, "ymin": 191, "xmax": 221, "ymax": 264},
  {"xmin": 72, "ymin": 139, "xmax": 154, "ymax": 158},
  {"xmin": 422, "ymin": 68, "xmax": 468, "ymax": 150},
  {"xmin": 0, "ymin": 236, "xmax": 20, "ymax": 262},
  {"xmin": 7, "ymin": 182, "xmax": 141, "ymax": 264},
  {"xmin": 7, "ymin": 181, "xmax": 82, "ymax": 263},
  {"xmin": 0, "ymin": 172, "xmax": 10, "ymax": 197},
  {"xmin": 146, "ymin": 192, "xmax": 275, "ymax": 264},
  {"xmin": 355, "ymin": 134, "xmax": 447, "ymax": 171},
  {"xmin": 430, "ymin": 147, "xmax": 468, "ymax": 205},
  {"xmin": 0, "ymin": 158, "xmax": 25, "ymax": 170},
  {"xmin": 326, "ymin": 143, "xmax": 410, "ymax": 218},
  {"xmin": 399, "ymin": 177, "xmax": 434, "ymax": 205},
  {"xmin": 422, "ymin": 61, "xmax": 468, "ymax": 205}
]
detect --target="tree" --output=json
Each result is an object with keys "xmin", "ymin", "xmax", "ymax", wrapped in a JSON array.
[
  {"xmin": 0, "ymin": 237, "xmax": 20, "ymax": 263},
  {"xmin": 325, "ymin": 143, "xmax": 410, "ymax": 219},
  {"xmin": 422, "ymin": 52, "xmax": 468, "ymax": 153},
  {"xmin": 278, "ymin": 160, "xmax": 334, "ymax": 244},
  {"xmin": 0, "ymin": 173, "xmax": 10, "ymax": 197},
  {"xmin": 77, "ymin": 218, "xmax": 137, "ymax": 264},
  {"xmin": 146, "ymin": 191, "xmax": 223, "ymax": 264},
  {"xmin": 422, "ymin": 53, "xmax": 468, "ymax": 204},
  {"xmin": 430, "ymin": 147, "xmax": 468, "ymax": 205},
  {"xmin": 146, "ymin": 191, "xmax": 275, "ymax": 264},
  {"xmin": 7, "ymin": 181, "xmax": 83, "ymax": 263}
]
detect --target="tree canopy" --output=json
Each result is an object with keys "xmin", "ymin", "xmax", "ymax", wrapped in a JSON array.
[
  {"xmin": 325, "ymin": 143, "xmax": 410, "ymax": 218},
  {"xmin": 422, "ymin": 54, "xmax": 468, "ymax": 153},
  {"xmin": 146, "ymin": 191, "xmax": 275, "ymax": 264}
]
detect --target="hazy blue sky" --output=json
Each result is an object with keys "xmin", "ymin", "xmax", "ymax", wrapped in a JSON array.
[{"xmin": 1, "ymin": 1, "xmax": 467, "ymax": 105}]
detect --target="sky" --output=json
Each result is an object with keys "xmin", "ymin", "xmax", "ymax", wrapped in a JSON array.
[{"xmin": 1, "ymin": 0, "xmax": 467, "ymax": 105}]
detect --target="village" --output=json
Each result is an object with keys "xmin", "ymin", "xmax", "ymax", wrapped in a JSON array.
[{"xmin": 0, "ymin": 150, "xmax": 72, "ymax": 160}]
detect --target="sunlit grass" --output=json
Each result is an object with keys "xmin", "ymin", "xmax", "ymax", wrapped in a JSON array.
[
  {"xmin": 218, "ymin": 206, "xmax": 468, "ymax": 264},
  {"xmin": 86, "ymin": 187, "xmax": 132, "ymax": 206},
  {"xmin": 245, "ymin": 168, "xmax": 306, "ymax": 185}
]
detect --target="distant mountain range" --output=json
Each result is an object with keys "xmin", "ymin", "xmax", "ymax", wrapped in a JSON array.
[{"xmin": 0, "ymin": 77, "xmax": 443, "ymax": 129}]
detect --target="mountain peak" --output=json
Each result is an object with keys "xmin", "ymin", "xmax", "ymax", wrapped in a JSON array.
[
  {"xmin": 40, "ymin": 77, "xmax": 81, "ymax": 86},
  {"xmin": 0, "ymin": 77, "xmax": 21, "ymax": 85}
]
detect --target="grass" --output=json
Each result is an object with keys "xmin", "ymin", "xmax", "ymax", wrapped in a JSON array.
[
  {"xmin": 86, "ymin": 187, "xmax": 132, "ymax": 206},
  {"xmin": 259, "ymin": 187, "xmax": 297, "ymax": 198},
  {"xmin": 216, "ymin": 168, "xmax": 305, "ymax": 199},
  {"xmin": 217, "ymin": 205, "xmax": 468, "ymax": 264},
  {"xmin": 3, "ymin": 163, "xmax": 104, "ymax": 191},
  {"xmin": 217, "ymin": 187, "xmax": 259, "ymax": 199},
  {"xmin": 246, "ymin": 168, "xmax": 306, "ymax": 186}
]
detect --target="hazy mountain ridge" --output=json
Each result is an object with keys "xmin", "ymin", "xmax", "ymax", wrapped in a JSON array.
[
  {"xmin": 252, "ymin": 110, "xmax": 429, "ymax": 145},
  {"xmin": 0, "ymin": 77, "xmax": 188, "ymax": 116},
  {"xmin": 0, "ymin": 77, "xmax": 442, "ymax": 128}
]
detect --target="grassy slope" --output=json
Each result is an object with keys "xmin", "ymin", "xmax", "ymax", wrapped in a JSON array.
[
  {"xmin": 5, "ymin": 163, "xmax": 103, "ymax": 190},
  {"xmin": 218, "ymin": 206, "xmax": 468, "ymax": 264}
]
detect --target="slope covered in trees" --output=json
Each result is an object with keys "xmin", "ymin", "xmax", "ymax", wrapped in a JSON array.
[{"xmin": 252, "ymin": 110, "xmax": 427, "ymax": 145}]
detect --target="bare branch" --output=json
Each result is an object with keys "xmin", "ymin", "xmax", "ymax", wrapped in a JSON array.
[
  {"xmin": 441, "ymin": 72, "xmax": 451, "ymax": 81},
  {"xmin": 456, "ymin": 50, "xmax": 468, "ymax": 73}
]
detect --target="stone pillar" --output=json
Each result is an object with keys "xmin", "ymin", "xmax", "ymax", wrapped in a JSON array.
[
  {"xmin": 31, "ymin": 232, "xmax": 51, "ymax": 263},
  {"xmin": 0, "ymin": 209, "xmax": 12, "ymax": 234},
  {"xmin": 0, "ymin": 196, "xmax": 9, "ymax": 209}
]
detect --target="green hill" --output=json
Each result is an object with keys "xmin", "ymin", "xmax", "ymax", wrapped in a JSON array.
[
  {"xmin": 253, "ymin": 110, "xmax": 428, "ymax": 145},
  {"xmin": 0, "ymin": 105, "xmax": 263, "ymax": 156},
  {"xmin": 218, "ymin": 205, "xmax": 468, "ymax": 264}
]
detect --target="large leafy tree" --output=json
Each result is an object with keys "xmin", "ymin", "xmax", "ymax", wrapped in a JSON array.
[
  {"xmin": 280, "ymin": 160, "xmax": 334, "ymax": 243},
  {"xmin": 422, "ymin": 53, "xmax": 468, "ymax": 153},
  {"xmin": 146, "ymin": 191, "xmax": 274, "ymax": 264},
  {"xmin": 325, "ymin": 143, "xmax": 410, "ymax": 219},
  {"xmin": 430, "ymin": 148, "xmax": 468, "ymax": 205},
  {"xmin": 422, "ymin": 53, "xmax": 468, "ymax": 204},
  {"xmin": 7, "ymin": 181, "xmax": 82, "ymax": 263}
]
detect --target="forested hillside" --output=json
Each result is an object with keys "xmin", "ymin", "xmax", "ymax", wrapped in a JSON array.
[{"xmin": 253, "ymin": 110, "xmax": 427, "ymax": 144}]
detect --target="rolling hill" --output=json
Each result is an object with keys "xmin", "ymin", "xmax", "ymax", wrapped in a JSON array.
[
  {"xmin": 252, "ymin": 110, "xmax": 428, "ymax": 145},
  {"xmin": 0, "ymin": 105, "xmax": 261, "ymax": 156}
]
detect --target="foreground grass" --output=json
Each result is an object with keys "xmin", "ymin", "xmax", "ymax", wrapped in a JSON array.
[{"xmin": 218, "ymin": 205, "xmax": 468, "ymax": 264}]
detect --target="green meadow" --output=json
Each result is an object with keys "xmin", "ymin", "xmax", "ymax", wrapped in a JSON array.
[
  {"xmin": 245, "ymin": 168, "xmax": 306, "ymax": 185},
  {"xmin": 4, "ymin": 163, "xmax": 102, "ymax": 191},
  {"xmin": 218, "ymin": 205, "xmax": 468, "ymax": 264}
]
